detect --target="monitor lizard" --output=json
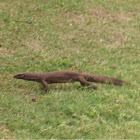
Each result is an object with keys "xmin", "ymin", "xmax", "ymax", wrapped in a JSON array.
[{"xmin": 13, "ymin": 70, "xmax": 127, "ymax": 92}]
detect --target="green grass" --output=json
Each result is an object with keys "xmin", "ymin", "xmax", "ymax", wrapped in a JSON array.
[{"xmin": 0, "ymin": 0, "xmax": 140, "ymax": 139}]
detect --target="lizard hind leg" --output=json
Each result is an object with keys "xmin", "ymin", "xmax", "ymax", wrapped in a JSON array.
[{"xmin": 77, "ymin": 76, "xmax": 97, "ymax": 90}]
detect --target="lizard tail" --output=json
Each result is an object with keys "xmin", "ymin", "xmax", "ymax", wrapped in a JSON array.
[{"xmin": 83, "ymin": 73, "xmax": 127, "ymax": 86}]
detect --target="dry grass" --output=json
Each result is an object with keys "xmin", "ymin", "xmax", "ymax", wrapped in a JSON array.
[{"xmin": 27, "ymin": 38, "xmax": 43, "ymax": 51}]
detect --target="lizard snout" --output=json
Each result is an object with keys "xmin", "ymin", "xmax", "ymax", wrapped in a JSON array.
[{"xmin": 13, "ymin": 75, "xmax": 19, "ymax": 79}]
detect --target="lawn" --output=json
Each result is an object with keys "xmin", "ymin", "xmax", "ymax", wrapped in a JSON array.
[{"xmin": 0, "ymin": 0, "xmax": 140, "ymax": 139}]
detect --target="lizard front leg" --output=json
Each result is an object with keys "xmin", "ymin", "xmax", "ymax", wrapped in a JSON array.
[
  {"xmin": 77, "ymin": 76, "xmax": 97, "ymax": 90},
  {"xmin": 41, "ymin": 80, "xmax": 49, "ymax": 92}
]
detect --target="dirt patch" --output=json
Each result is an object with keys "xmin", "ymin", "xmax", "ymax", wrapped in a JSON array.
[
  {"xmin": 70, "ymin": 14, "xmax": 86, "ymax": 24},
  {"xmin": 59, "ymin": 9, "xmax": 86, "ymax": 25},
  {"xmin": 0, "ymin": 48, "xmax": 16, "ymax": 56},
  {"xmin": 26, "ymin": 38, "xmax": 43, "ymax": 51},
  {"xmin": 91, "ymin": 8, "xmax": 106, "ymax": 17},
  {"xmin": 114, "ymin": 11, "xmax": 132, "ymax": 23}
]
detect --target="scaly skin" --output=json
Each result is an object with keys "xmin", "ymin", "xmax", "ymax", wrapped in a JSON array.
[{"xmin": 13, "ymin": 70, "xmax": 127, "ymax": 92}]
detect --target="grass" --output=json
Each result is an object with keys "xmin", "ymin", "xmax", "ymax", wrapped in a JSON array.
[{"xmin": 0, "ymin": 0, "xmax": 140, "ymax": 139}]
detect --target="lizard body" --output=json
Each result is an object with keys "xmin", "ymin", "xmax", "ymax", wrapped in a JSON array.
[{"xmin": 14, "ymin": 71, "xmax": 127, "ymax": 92}]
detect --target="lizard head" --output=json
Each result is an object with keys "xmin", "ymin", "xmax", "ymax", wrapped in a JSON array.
[
  {"xmin": 13, "ymin": 73, "xmax": 26, "ymax": 79},
  {"xmin": 13, "ymin": 73, "xmax": 38, "ymax": 80}
]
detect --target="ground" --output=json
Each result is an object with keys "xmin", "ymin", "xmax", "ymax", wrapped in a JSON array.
[{"xmin": 0, "ymin": 0, "xmax": 140, "ymax": 139}]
